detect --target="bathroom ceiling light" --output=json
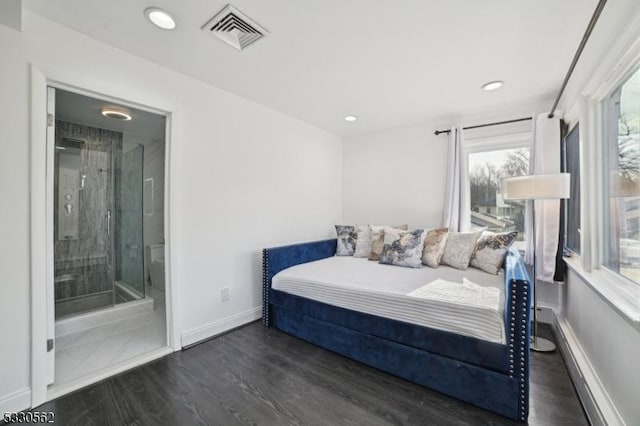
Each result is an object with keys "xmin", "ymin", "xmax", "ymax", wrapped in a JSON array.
[
  {"xmin": 144, "ymin": 7, "xmax": 176, "ymax": 30},
  {"xmin": 482, "ymin": 80, "xmax": 504, "ymax": 91},
  {"xmin": 101, "ymin": 108, "xmax": 132, "ymax": 121},
  {"xmin": 344, "ymin": 115, "xmax": 358, "ymax": 122}
]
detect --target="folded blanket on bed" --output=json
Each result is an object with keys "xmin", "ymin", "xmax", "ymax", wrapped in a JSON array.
[{"xmin": 408, "ymin": 278, "xmax": 502, "ymax": 312}]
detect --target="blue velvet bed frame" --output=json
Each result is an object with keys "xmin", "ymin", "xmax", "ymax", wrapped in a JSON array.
[{"xmin": 262, "ymin": 239, "xmax": 531, "ymax": 422}]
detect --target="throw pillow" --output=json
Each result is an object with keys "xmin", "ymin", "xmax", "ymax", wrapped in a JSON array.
[
  {"xmin": 440, "ymin": 230, "xmax": 483, "ymax": 270},
  {"xmin": 368, "ymin": 224, "xmax": 409, "ymax": 261},
  {"xmin": 421, "ymin": 227, "xmax": 449, "ymax": 268},
  {"xmin": 335, "ymin": 225, "xmax": 357, "ymax": 256},
  {"xmin": 470, "ymin": 231, "xmax": 518, "ymax": 274},
  {"xmin": 353, "ymin": 225, "xmax": 373, "ymax": 258},
  {"xmin": 379, "ymin": 228, "xmax": 427, "ymax": 268}
]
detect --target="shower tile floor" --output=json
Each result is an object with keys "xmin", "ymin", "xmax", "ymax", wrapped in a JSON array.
[{"xmin": 53, "ymin": 307, "xmax": 166, "ymax": 388}]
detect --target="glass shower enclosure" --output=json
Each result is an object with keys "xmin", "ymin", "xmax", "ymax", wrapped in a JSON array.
[{"xmin": 54, "ymin": 119, "xmax": 145, "ymax": 318}]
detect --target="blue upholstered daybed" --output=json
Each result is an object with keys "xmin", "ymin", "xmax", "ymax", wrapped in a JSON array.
[{"xmin": 262, "ymin": 239, "xmax": 531, "ymax": 422}]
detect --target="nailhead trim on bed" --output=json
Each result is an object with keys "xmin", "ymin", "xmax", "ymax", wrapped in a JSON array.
[
  {"xmin": 262, "ymin": 248, "xmax": 270, "ymax": 326},
  {"xmin": 510, "ymin": 254, "xmax": 530, "ymax": 422}
]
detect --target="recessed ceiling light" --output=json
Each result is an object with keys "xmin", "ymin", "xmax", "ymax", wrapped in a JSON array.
[
  {"xmin": 144, "ymin": 7, "xmax": 176, "ymax": 30},
  {"xmin": 102, "ymin": 108, "xmax": 132, "ymax": 121},
  {"xmin": 482, "ymin": 80, "xmax": 504, "ymax": 91},
  {"xmin": 344, "ymin": 115, "xmax": 358, "ymax": 122}
]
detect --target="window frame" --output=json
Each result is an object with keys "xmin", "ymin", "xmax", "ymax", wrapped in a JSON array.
[{"xmin": 570, "ymin": 15, "xmax": 640, "ymax": 326}]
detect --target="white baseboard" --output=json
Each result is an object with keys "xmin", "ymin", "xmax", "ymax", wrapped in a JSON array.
[
  {"xmin": 0, "ymin": 388, "xmax": 31, "ymax": 414},
  {"xmin": 553, "ymin": 315, "xmax": 625, "ymax": 426},
  {"xmin": 181, "ymin": 307, "xmax": 261, "ymax": 347}
]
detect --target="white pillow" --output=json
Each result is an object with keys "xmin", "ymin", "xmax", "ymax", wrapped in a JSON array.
[
  {"xmin": 353, "ymin": 225, "xmax": 373, "ymax": 257},
  {"xmin": 440, "ymin": 231, "xmax": 483, "ymax": 270}
]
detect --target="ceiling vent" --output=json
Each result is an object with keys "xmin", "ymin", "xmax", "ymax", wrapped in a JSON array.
[{"xmin": 201, "ymin": 4, "xmax": 268, "ymax": 51}]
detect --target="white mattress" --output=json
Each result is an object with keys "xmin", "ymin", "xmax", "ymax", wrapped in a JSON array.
[{"xmin": 272, "ymin": 256, "xmax": 506, "ymax": 344}]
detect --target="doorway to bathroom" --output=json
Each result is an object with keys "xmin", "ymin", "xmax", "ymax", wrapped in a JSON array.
[{"xmin": 46, "ymin": 87, "xmax": 170, "ymax": 396}]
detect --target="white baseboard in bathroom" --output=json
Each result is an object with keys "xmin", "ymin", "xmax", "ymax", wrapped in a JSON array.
[
  {"xmin": 55, "ymin": 297, "xmax": 154, "ymax": 337},
  {"xmin": 0, "ymin": 388, "xmax": 31, "ymax": 414},
  {"xmin": 553, "ymin": 316, "xmax": 625, "ymax": 426},
  {"xmin": 181, "ymin": 307, "xmax": 261, "ymax": 347}
]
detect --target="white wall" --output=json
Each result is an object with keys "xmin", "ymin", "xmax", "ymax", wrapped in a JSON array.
[
  {"xmin": 343, "ymin": 123, "xmax": 447, "ymax": 228},
  {"xmin": 0, "ymin": 12, "xmax": 342, "ymax": 412},
  {"xmin": 559, "ymin": 270, "xmax": 640, "ymax": 425},
  {"xmin": 342, "ymin": 101, "xmax": 548, "ymax": 230}
]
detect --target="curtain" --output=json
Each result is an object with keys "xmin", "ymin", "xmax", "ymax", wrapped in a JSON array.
[
  {"xmin": 525, "ymin": 113, "xmax": 563, "ymax": 282},
  {"xmin": 442, "ymin": 126, "xmax": 470, "ymax": 232}
]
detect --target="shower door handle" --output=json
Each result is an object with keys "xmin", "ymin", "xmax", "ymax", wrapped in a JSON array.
[{"xmin": 106, "ymin": 210, "xmax": 111, "ymax": 236}]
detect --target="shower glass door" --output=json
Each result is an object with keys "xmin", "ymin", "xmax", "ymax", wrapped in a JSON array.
[{"xmin": 114, "ymin": 142, "xmax": 145, "ymax": 302}]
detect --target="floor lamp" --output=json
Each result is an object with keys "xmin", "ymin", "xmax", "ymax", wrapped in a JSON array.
[{"xmin": 502, "ymin": 173, "xmax": 570, "ymax": 352}]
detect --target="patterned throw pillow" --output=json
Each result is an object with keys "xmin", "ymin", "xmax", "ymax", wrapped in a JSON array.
[
  {"xmin": 368, "ymin": 224, "xmax": 409, "ymax": 261},
  {"xmin": 421, "ymin": 227, "xmax": 449, "ymax": 268},
  {"xmin": 353, "ymin": 225, "xmax": 373, "ymax": 258},
  {"xmin": 440, "ymin": 231, "xmax": 483, "ymax": 270},
  {"xmin": 470, "ymin": 231, "xmax": 518, "ymax": 274},
  {"xmin": 379, "ymin": 228, "xmax": 427, "ymax": 268},
  {"xmin": 335, "ymin": 225, "xmax": 357, "ymax": 256}
]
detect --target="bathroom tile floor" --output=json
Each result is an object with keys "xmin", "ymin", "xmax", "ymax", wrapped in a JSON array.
[{"xmin": 53, "ymin": 307, "xmax": 166, "ymax": 388}]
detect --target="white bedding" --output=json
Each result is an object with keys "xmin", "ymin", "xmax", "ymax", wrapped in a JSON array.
[{"xmin": 272, "ymin": 256, "xmax": 506, "ymax": 344}]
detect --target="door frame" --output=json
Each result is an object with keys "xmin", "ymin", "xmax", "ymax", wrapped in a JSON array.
[{"xmin": 30, "ymin": 65, "xmax": 181, "ymax": 407}]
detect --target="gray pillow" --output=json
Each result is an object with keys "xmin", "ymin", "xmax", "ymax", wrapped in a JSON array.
[
  {"xmin": 379, "ymin": 228, "xmax": 426, "ymax": 268},
  {"xmin": 440, "ymin": 231, "xmax": 483, "ymax": 270},
  {"xmin": 335, "ymin": 225, "xmax": 357, "ymax": 256},
  {"xmin": 470, "ymin": 231, "xmax": 518, "ymax": 274},
  {"xmin": 421, "ymin": 227, "xmax": 449, "ymax": 268}
]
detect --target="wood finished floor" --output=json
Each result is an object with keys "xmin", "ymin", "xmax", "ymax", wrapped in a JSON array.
[{"xmin": 29, "ymin": 322, "xmax": 587, "ymax": 426}]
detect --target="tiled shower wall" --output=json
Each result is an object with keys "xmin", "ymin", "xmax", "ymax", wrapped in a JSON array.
[{"xmin": 54, "ymin": 120, "xmax": 122, "ymax": 311}]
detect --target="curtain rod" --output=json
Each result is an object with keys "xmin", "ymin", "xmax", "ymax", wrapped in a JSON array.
[
  {"xmin": 433, "ymin": 117, "xmax": 532, "ymax": 136},
  {"xmin": 434, "ymin": 0, "xmax": 607, "ymax": 135},
  {"xmin": 548, "ymin": 0, "xmax": 607, "ymax": 118}
]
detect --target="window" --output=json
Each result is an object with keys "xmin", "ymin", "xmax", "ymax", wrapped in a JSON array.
[
  {"xmin": 604, "ymin": 66, "xmax": 640, "ymax": 284},
  {"xmin": 468, "ymin": 147, "xmax": 530, "ymax": 247},
  {"xmin": 564, "ymin": 124, "xmax": 581, "ymax": 254}
]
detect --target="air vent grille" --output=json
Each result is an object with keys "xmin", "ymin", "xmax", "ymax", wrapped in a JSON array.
[{"xmin": 201, "ymin": 4, "xmax": 268, "ymax": 51}]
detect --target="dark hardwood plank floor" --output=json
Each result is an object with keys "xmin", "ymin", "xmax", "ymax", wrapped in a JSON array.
[{"xmin": 26, "ymin": 322, "xmax": 586, "ymax": 426}]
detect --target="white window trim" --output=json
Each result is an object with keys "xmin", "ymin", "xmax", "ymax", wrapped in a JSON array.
[
  {"xmin": 575, "ymin": 10, "xmax": 640, "ymax": 325},
  {"xmin": 464, "ymin": 131, "xmax": 532, "ymax": 155}
]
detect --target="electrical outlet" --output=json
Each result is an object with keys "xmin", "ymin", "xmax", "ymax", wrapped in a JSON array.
[{"xmin": 220, "ymin": 287, "xmax": 230, "ymax": 302}]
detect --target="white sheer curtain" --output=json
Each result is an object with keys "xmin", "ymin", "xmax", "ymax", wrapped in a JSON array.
[
  {"xmin": 525, "ymin": 113, "xmax": 562, "ymax": 281},
  {"xmin": 442, "ymin": 126, "xmax": 470, "ymax": 232}
]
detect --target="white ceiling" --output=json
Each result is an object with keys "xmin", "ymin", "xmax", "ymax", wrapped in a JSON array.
[
  {"xmin": 55, "ymin": 88, "xmax": 166, "ymax": 144},
  {"xmin": 25, "ymin": 0, "xmax": 599, "ymax": 136}
]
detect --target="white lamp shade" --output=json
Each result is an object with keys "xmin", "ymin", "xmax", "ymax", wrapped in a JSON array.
[{"xmin": 502, "ymin": 173, "xmax": 570, "ymax": 200}]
